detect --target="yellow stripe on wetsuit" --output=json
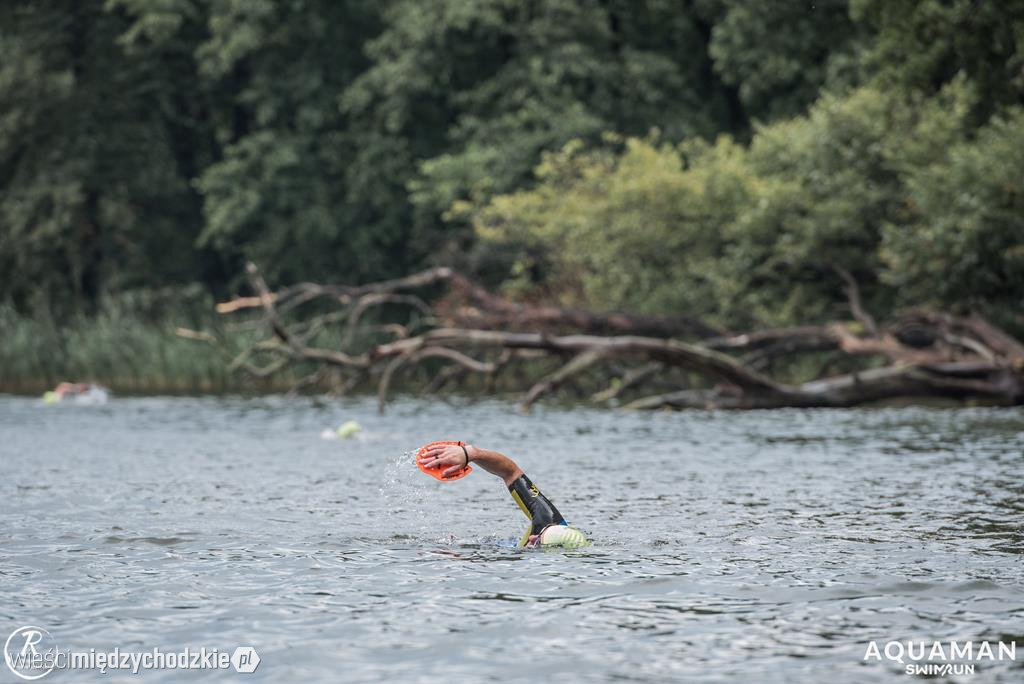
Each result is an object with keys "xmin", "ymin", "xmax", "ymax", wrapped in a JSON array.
[
  {"xmin": 507, "ymin": 474, "xmax": 567, "ymax": 548},
  {"xmin": 509, "ymin": 488, "xmax": 534, "ymax": 547}
]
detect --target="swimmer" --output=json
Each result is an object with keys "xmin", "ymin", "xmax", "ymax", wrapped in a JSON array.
[
  {"xmin": 54, "ymin": 382, "xmax": 91, "ymax": 398},
  {"xmin": 43, "ymin": 382, "xmax": 109, "ymax": 405},
  {"xmin": 417, "ymin": 443, "xmax": 588, "ymax": 549}
]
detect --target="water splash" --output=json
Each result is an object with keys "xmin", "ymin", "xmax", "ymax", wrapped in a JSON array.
[
  {"xmin": 379, "ymin": 450, "xmax": 424, "ymax": 506},
  {"xmin": 377, "ymin": 450, "xmax": 488, "ymax": 546},
  {"xmin": 378, "ymin": 449, "xmax": 441, "ymax": 537}
]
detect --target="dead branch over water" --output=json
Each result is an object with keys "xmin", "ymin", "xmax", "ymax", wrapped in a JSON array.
[{"xmin": 181, "ymin": 263, "xmax": 1024, "ymax": 411}]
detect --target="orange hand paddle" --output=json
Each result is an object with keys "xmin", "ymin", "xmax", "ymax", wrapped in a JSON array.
[{"xmin": 416, "ymin": 440, "xmax": 473, "ymax": 481}]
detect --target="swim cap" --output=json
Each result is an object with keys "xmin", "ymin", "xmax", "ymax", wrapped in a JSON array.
[
  {"xmin": 539, "ymin": 525, "xmax": 589, "ymax": 549},
  {"xmin": 336, "ymin": 420, "xmax": 361, "ymax": 438}
]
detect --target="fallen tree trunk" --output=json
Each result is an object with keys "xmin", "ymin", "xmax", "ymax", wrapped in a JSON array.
[
  {"xmin": 182, "ymin": 262, "xmax": 1024, "ymax": 411},
  {"xmin": 215, "ymin": 265, "xmax": 724, "ymax": 338},
  {"xmin": 626, "ymin": 362, "xmax": 1022, "ymax": 409}
]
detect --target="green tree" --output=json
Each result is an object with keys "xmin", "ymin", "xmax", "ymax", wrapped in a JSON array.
[
  {"xmin": 465, "ymin": 81, "xmax": 991, "ymax": 331},
  {"xmin": 881, "ymin": 108, "xmax": 1024, "ymax": 323},
  {"xmin": 342, "ymin": 0, "xmax": 742, "ymax": 271},
  {"xmin": 192, "ymin": 0, "xmax": 383, "ymax": 286},
  {"xmin": 704, "ymin": 0, "xmax": 862, "ymax": 121},
  {"xmin": 3, "ymin": 0, "xmax": 1021, "ymax": 342},
  {"xmin": 851, "ymin": 0, "xmax": 1024, "ymax": 121},
  {"xmin": 0, "ymin": 0, "xmax": 206, "ymax": 310},
  {"xmin": 462, "ymin": 135, "xmax": 756, "ymax": 323}
]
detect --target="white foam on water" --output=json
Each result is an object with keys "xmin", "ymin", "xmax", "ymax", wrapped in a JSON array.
[{"xmin": 378, "ymin": 449, "xmax": 446, "ymax": 539}]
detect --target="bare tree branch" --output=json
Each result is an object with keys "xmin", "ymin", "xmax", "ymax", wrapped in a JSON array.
[
  {"xmin": 521, "ymin": 350, "xmax": 606, "ymax": 408},
  {"xmin": 592, "ymin": 362, "xmax": 663, "ymax": 402},
  {"xmin": 833, "ymin": 264, "xmax": 879, "ymax": 336},
  {"xmin": 183, "ymin": 262, "xmax": 1024, "ymax": 410}
]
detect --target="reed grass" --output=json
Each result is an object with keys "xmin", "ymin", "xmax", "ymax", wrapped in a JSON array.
[
  {"xmin": 0, "ymin": 291, "xmax": 297, "ymax": 395},
  {"xmin": 0, "ymin": 289, "xmax": 888, "ymax": 400}
]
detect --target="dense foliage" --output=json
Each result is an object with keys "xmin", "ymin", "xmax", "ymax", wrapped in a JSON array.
[{"xmin": 1, "ymin": 0, "xmax": 1021, "ymax": 334}]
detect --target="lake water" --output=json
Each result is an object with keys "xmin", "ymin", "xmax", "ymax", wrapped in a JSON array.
[{"xmin": 1, "ymin": 395, "xmax": 1022, "ymax": 682}]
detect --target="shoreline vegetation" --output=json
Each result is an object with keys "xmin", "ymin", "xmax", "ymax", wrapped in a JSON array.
[
  {"xmin": 1, "ymin": 293, "xmax": 1017, "ymax": 411},
  {"xmin": 4, "ymin": 307, "xmax": 1015, "ymax": 409},
  {"xmin": 2, "ymin": 3, "xmax": 1022, "ymax": 407},
  {"xmin": 70, "ymin": 262, "xmax": 1011, "ymax": 411},
  {"xmin": 0, "ymin": 299, "xmax": 292, "ymax": 396}
]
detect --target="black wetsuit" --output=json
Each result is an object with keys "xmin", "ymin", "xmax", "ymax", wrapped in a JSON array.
[{"xmin": 508, "ymin": 474, "xmax": 566, "ymax": 547}]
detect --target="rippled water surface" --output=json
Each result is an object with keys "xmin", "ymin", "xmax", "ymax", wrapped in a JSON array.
[{"xmin": 2, "ymin": 396, "xmax": 1023, "ymax": 682}]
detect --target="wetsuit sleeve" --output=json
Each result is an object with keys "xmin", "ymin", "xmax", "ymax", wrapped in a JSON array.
[{"xmin": 508, "ymin": 474, "xmax": 566, "ymax": 542}]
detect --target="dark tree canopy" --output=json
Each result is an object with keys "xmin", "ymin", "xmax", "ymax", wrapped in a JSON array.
[{"xmin": 1, "ymin": 0, "xmax": 1022, "ymax": 339}]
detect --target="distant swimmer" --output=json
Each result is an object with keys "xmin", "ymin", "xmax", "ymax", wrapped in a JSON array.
[
  {"xmin": 42, "ymin": 382, "xmax": 109, "ymax": 405},
  {"xmin": 55, "ymin": 382, "xmax": 91, "ymax": 397},
  {"xmin": 417, "ymin": 443, "xmax": 589, "ymax": 549},
  {"xmin": 320, "ymin": 420, "xmax": 362, "ymax": 440}
]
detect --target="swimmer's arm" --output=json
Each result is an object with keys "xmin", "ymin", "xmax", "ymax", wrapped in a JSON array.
[
  {"xmin": 417, "ymin": 443, "xmax": 523, "ymax": 485},
  {"xmin": 465, "ymin": 445, "xmax": 523, "ymax": 487}
]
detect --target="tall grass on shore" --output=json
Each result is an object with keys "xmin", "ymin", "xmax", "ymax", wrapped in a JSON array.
[
  {"xmin": 0, "ymin": 290, "xmax": 298, "ymax": 395},
  {"xmin": 1, "ymin": 287, "xmax": 895, "ymax": 402}
]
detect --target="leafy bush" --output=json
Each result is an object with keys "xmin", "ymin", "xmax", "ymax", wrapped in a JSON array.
[{"xmin": 465, "ymin": 80, "xmax": 1021, "ymax": 334}]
